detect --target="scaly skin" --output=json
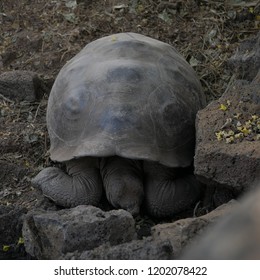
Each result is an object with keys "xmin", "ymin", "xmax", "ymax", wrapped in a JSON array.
[
  {"xmin": 100, "ymin": 156, "xmax": 144, "ymax": 216},
  {"xmin": 143, "ymin": 161, "xmax": 203, "ymax": 218},
  {"xmin": 32, "ymin": 157, "xmax": 102, "ymax": 207},
  {"xmin": 33, "ymin": 156, "xmax": 203, "ymax": 218}
]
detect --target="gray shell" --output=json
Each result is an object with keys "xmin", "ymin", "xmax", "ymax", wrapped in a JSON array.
[{"xmin": 47, "ymin": 33, "xmax": 206, "ymax": 167}]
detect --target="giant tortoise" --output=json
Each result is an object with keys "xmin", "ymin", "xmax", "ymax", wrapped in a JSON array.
[{"xmin": 32, "ymin": 33, "xmax": 206, "ymax": 218}]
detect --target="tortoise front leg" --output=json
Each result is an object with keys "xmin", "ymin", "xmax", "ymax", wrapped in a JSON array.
[
  {"xmin": 143, "ymin": 161, "xmax": 203, "ymax": 218},
  {"xmin": 32, "ymin": 157, "xmax": 103, "ymax": 207}
]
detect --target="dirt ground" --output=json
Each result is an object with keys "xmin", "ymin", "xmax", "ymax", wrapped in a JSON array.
[{"xmin": 0, "ymin": 0, "xmax": 259, "ymax": 241}]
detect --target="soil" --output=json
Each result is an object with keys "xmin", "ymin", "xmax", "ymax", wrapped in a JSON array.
[{"xmin": 0, "ymin": 0, "xmax": 259, "ymax": 258}]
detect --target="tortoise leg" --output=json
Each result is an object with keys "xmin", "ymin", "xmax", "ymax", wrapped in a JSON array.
[
  {"xmin": 32, "ymin": 157, "xmax": 103, "ymax": 207},
  {"xmin": 100, "ymin": 156, "xmax": 144, "ymax": 216},
  {"xmin": 143, "ymin": 161, "xmax": 203, "ymax": 218}
]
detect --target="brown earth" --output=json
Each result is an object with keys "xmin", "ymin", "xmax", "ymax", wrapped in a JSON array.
[{"xmin": 0, "ymin": 0, "xmax": 259, "ymax": 257}]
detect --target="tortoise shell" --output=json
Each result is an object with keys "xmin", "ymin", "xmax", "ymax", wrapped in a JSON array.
[{"xmin": 47, "ymin": 33, "xmax": 206, "ymax": 167}]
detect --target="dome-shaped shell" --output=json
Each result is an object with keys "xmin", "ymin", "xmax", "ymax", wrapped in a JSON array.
[{"xmin": 47, "ymin": 33, "xmax": 206, "ymax": 167}]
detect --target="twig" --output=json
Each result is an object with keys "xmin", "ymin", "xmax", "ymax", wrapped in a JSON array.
[
  {"xmin": 200, "ymin": 77, "xmax": 218, "ymax": 98},
  {"xmin": 193, "ymin": 200, "xmax": 201, "ymax": 217},
  {"xmin": 223, "ymin": 73, "xmax": 236, "ymax": 96},
  {"xmin": 33, "ymin": 101, "xmax": 42, "ymax": 123},
  {"xmin": 229, "ymin": 0, "xmax": 259, "ymax": 7},
  {"xmin": 0, "ymin": 93, "xmax": 14, "ymax": 104}
]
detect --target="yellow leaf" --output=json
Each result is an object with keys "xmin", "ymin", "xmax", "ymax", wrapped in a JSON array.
[
  {"xmin": 17, "ymin": 237, "xmax": 24, "ymax": 245},
  {"xmin": 235, "ymin": 133, "xmax": 244, "ymax": 139},
  {"xmin": 233, "ymin": 113, "xmax": 242, "ymax": 119},
  {"xmin": 219, "ymin": 104, "xmax": 227, "ymax": 111},
  {"xmin": 249, "ymin": 7, "xmax": 254, "ymax": 13},
  {"xmin": 251, "ymin": 115, "xmax": 258, "ymax": 121},
  {"xmin": 226, "ymin": 136, "xmax": 234, "ymax": 144},
  {"xmin": 3, "ymin": 245, "xmax": 10, "ymax": 252},
  {"xmin": 241, "ymin": 127, "xmax": 250, "ymax": 135},
  {"xmin": 245, "ymin": 120, "xmax": 252, "ymax": 128},
  {"xmin": 224, "ymin": 130, "xmax": 234, "ymax": 137},
  {"xmin": 215, "ymin": 131, "xmax": 224, "ymax": 141}
]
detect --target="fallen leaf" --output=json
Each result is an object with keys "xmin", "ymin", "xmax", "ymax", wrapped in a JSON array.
[
  {"xmin": 219, "ymin": 104, "xmax": 228, "ymax": 111},
  {"xmin": 63, "ymin": 13, "xmax": 77, "ymax": 23},
  {"xmin": 65, "ymin": 0, "xmax": 77, "ymax": 9},
  {"xmin": 158, "ymin": 9, "xmax": 172, "ymax": 24},
  {"xmin": 17, "ymin": 237, "xmax": 24, "ymax": 245},
  {"xmin": 3, "ymin": 245, "xmax": 10, "ymax": 252},
  {"xmin": 189, "ymin": 56, "xmax": 200, "ymax": 67}
]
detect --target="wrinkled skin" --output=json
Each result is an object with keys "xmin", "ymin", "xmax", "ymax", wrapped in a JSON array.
[
  {"xmin": 100, "ymin": 157, "xmax": 143, "ymax": 216},
  {"xmin": 32, "ymin": 156, "xmax": 203, "ymax": 218}
]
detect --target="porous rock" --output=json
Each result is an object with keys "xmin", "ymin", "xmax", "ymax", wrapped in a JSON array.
[
  {"xmin": 194, "ymin": 71, "xmax": 260, "ymax": 191},
  {"xmin": 151, "ymin": 200, "xmax": 237, "ymax": 257},
  {"xmin": 181, "ymin": 185, "xmax": 260, "ymax": 259},
  {"xmin": 0, "ymin": 70, "xmax": 45, "ymax": 102},
  {"xmin": 22, "ymin": 205, "xmax": 136, "ymax": 259},
  {"xmin": 62, "ymin": 201, "xmax": 236, "ymax": 260},
  {"xmin": 228, "ymin": 31, "xmax": 260, "ymax": 81},
  {"xmin": 64, "ymin": 237, "xmax": 173, "ymax": 260}
]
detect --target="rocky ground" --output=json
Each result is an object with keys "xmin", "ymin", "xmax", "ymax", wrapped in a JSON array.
[{"xmin": 0, "ymin": 0, "xmax": 259, "ymax": 259}]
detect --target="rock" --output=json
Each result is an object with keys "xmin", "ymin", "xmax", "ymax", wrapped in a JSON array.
[
  {"xmin": 151, "ymin": 200, "xmax": 237, "ymax": 257},
  {"xmin": 52, "ymin": 201, "xmax": 237, "ymax": 260},
  {"xmin": 181, "ymin": 185, "xmax": 260, "ymax": 259},
  {"xmin": 194, "ymin": 71, "xmax": 260, "ymax": 191},
  {"xmin": 64, "ymin": 237, "xmax": 173, "ymax": 260},
  {"xmin": 22, "ymin": 205, "xmax": 136, "ymax": 259},
  {"xmin": 0, "ymin": 205, "xmax": 27, "ymax": 260},
  {"xmin": 0, "ymin": 70, "xmax": 46, "ymax": 102},
  {"xmin": 61, "ymin": 200, "xmax": 236, "ymax": 260},
  {"xmin": 228, "ymin": 31, "xmax": 260, "ymax": 81}
]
